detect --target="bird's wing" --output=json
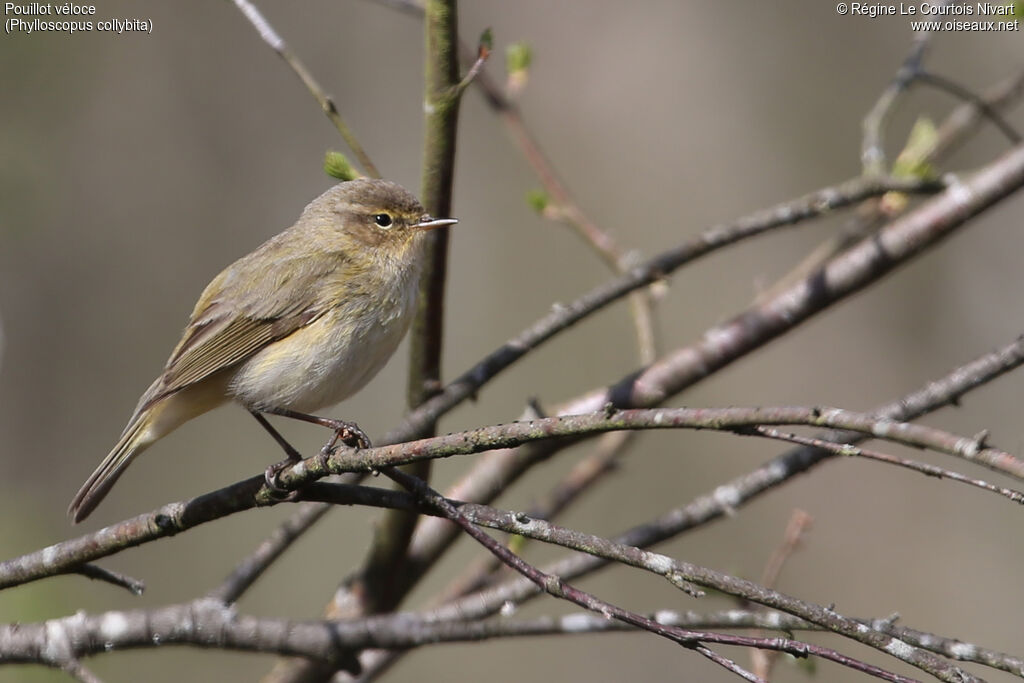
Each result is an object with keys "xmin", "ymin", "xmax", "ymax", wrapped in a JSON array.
[
  {"xmin": 160, "ymin": 307, "xmax": 320, "ymax": 391},
  {"xmin": 144, "ymin": 249, "xmax": 348, "ymax": 406}
]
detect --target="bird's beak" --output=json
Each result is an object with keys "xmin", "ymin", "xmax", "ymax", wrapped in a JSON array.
[{"xmin": 413, "ymin": 216, "xmax": 458, "ymax": 231}]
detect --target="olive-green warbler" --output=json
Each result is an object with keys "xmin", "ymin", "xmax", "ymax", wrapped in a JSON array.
[{"xmin": 69, "ymin": 178, "xmax": 456, "ymax": 522}]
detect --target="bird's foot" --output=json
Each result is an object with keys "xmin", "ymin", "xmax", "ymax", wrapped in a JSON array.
[{"xmin": 320, "ymin": 420, "xmax": 371, "ymax": 455}]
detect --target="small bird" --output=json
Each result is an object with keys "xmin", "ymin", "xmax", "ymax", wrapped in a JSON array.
[{"xmin": 69, "ymin": 178, "xmax": 456, "ymax": 522}]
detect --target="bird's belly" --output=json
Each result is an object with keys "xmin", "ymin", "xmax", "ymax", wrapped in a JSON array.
[{"xmin": 228, "ymin": 301, "xmax": 412, "ymax": 414}]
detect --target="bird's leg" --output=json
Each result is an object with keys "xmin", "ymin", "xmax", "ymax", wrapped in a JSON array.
[
  {"xmin": 261, "ymin": 407, "xmax": 372, "ymax": 453},
  {"xmin": 250, "ymin": 411, "xmax": 303, "ymax": 496}
]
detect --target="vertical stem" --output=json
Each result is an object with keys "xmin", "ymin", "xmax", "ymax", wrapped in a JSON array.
[
  {"xmin": 263, "ymin": 10, "xmax": 464, "ymax": 681},
  {"xmin": 409, "ymin": 0, "xmax": 461, "ymax": 414},
  {"xmin": 363, "ymin": 0, "xmax": 462, "ymax": 612}
]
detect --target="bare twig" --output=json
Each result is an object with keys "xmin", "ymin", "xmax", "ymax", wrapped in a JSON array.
[
  {"xmin": 750, "ymin": 426, "xmax": 1024, "ymax": 505},
  {"xmin": 281, "ymin": 339, "xmax": 1024, "ymax": 679},
  {"xmin": 229, "ymin": 0, "xmax": 380, "ymax": 177},
  {"xmin": 376, "ymin": 469, "xmax": 967, "ymax": 683},
  {"xmin": 306, "ymin": 406, "xmax": 1024, "ymax": 481},
  {"xmin": 932, "ymin": 69, "xmax": 1024, "ymax": 161},
  {"xmin": 207, "ymin": 501, "xmax": 332, "ymax": 604},
  {"xmin": 400, "ymin": 333, "xmax": 1024, "ymax": 650},
  {"xmin": 916, "ymin": 71, "xmax": 1022, "ymax": 145},
  {"xmin": 384, "ymin": 174, "xmax": 945, "ymax": 444},
  {"xmin": 759, "ymin": 510, "xmax": 812, "ymax": 592},
  {"xmin": 303, "ymin": 174, "xmax": 955, "ymax": 660},
  {"xmin": 862, "ymin": 35, "xmax": 930, "ymax": 176},
  {"xmin": 451, "ymin": 30, "xmax": 491, "ymax": 97},
  {"xmin": 473, "ymin": 48, "xmax": 663, "ymax": 362},
  {"xmin": 751, "ymin": 510, "xmax": 813, "ymax": 679},
  {"xmin": 558, "ymin": 146, "xmax": 1024, "ymax": 419},
  {"xmin": 759, "ymin": 66, "xmax": 1024, "ymax": 306},
  {"xmin": 70, "ymin": 564, "xmax": 145, "ymax": 596},
  {"xmin": 5, "ymin": 403, "xmax": 1020, "ymax": 592},
  {"xmin": 62, "ymin": 660, "xmax": 104, "ymax": 683},
  {"xmin": 407, "ymin": 0, "xmax": 462, "ymax": 418},
  {"xmin": 352, "ymin": 605, "xmax": 1023, "ymax": 681},
  {"xmin": 378, "ymin": 0, "xmax": 664, "ymax": 364},
  {"xmin": 383, "ymin": 468, "xmax": 922, "ymax": 683},
  {"xmin": 9, "ymin": 597, "xmax": 1020, "ymax": 680},
  {"xmin": 0, "ymin": 598, "xmax": 936, "ymax": 683},
  {"xmin": 434, "ymin": 429, "xmax": 632, "ymax": 603}
]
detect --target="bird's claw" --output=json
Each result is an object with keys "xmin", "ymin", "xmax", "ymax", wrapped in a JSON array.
[{"xmin": 264, "ymin": 459, "xmax": 300, "ymax": 501}]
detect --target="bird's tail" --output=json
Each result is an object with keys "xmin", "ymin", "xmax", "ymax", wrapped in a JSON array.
[
  {"xmin": 69, "ymin": 375, "xmax": 230, "ymax": 523},
  {"xmin": 68, "ymin": 408, "xmax": 159, "ymax": 523}
]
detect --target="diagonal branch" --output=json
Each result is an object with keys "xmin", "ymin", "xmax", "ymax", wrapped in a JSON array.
[
  {"xmin": 384, "ymin": 174, "xmax": 945, "ymax": 444},
  {"xmin": 229, "ymin": 0, "xmax": 380, "ymax": 178},
  {"xmin": 396, "ymin": 332, "xmax": 1024, "ymax": 656},
  {"xmin": 382, "ymin": 468, "xmax": 922, "ymax": 683},
  {"xmin": 390, "ymin": 144, "xmax": 1024, "ymax": 609},
  {"xmin": 4, "ymin": 402, "xmax": 1022, "ymax": 591}
]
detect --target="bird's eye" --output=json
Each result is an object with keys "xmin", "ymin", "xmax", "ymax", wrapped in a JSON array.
[{"xmin": 373, "ymin": 213, "xmax": 394, "ymax": 229}]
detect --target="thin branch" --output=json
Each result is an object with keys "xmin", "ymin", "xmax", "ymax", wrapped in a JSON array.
[
  {"xmin": 407, "ymin": 0, "xmax": 462, "ymax": 415},
  {"xmin": 304, "ymin": 406, "xmax": 1024, "ymax": 482},
  {"xmin": 759, "ymin": 509, "xmax": 812, "ymax": 592},
  {"xmin": 379, "ymin": 467, "xmax": 752, "ymax": 680},
  {"xmin": 451, "ymin": 31, "xmax": 490, "ymax": 97},
  {"xmin": 871, "ymin": 617, "xmax": 1024, "ymax": 676},
  {"xmin": 862, "ymin": 34, "xmax": 930, "ymax": 176},
  {"xmin": 558, "ymin": 147, "xmax": 1024, "ymax": 420},
  {"xmin": 501, "ymin": 89, "xmax": 662, "ymax": 361},
  {"xmin": 62, "ymin": 660, "xmax": 104, "ymax": 683},
  {"xmin": 9, "ymin": 599, "xmax": 1019, "ymax": 680},
  {"xmin": 70, "ymin": 564, "xmax": 145, "ymax": 596},
  {"xmin": 364, "ymin": 434, "xmax": 637, "ymax": 680},
  {"xmin": 6, "ymin": 402, "xmax": 1019, "ymax": 593},
  {"xmin": 363, "ymin": 0, "xmax": 424, "ymax": 16},
  {"xmin": 229, "ymin": 0, "xmax": 380, "ymax": 178},
  {"xmin": 1, "ymin": 475, "xmax": 1015, "ymax": 679},
  {"xmin": 750, "ymin": 509, "xmax": 813, "ymax": 680},
  {"xmin": 917, "ymin": 71, "xmax": 1022, "ymax": 145},
  {"xmin": 695, "ymin": 646, "xmax": 765, "ymax": 683},
  {"xmin": 383, "ymin": 174, "xmax": 945, "ymax": 445},
  {"xmin": 315, "ymin": 173, "xmax": 952, "ymax": 668},
  {"xmin": 401, "ymin": 333, "xmax": 1024, "ymax": 649},
  {"xmin": 372, "ymin": 0, "xmax": 460, "ymax": 588},
  {"xmin": 436, "ymin": 430, "xmax": 634, "ymax": 603},
  {"xmin": 0, "ymin": 599, "xmax": 930, "ymax": 683},
  {"xmin": 3, "ymin": 329, "xmax": 1014, "ymax": 673},
  {"xmin": 207, "ymin": 501, "xmax": 332, "ymax": 604},
  {"xmin": 931, "ymin": 68, "xmax": 1024, "ymax": 161},
  {"xmin": 0, "ymin": 473, "xmax": 265, "ymax": 591},
  {"xmin": 383, "ymin": 468, "xmax": 921, "ymax": 683},
  {"xmin": 759, "ymin": 66, "xmax": 1024, "ymax": 306},
  {"xmin": 375, "ymin": 469, "xmax": 967, "ymax": 683},
  {"xmin": 357, "ymin": 606, "xmax": 1024, "ymax": 681},
  {"xmin": 863, "ymin": 29, "xmax": 1021, "ymax": 177},
  {"xmin": 380, "ymin": 0, "xmax": 656, "ymax": 344},
  {"xmin": 750, "ymin": 426, "xmax": 1024, "ymax": 504}
]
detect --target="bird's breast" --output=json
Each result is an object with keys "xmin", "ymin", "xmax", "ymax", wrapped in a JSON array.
[{"xmin": 228, "ymin": 269, "xmax": 419, "ymax": 413}]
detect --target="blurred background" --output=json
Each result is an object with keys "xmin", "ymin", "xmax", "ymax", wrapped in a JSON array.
[{"xmin": 1, "ymin": 1, "xmax": 1023, "ymax": 681}]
